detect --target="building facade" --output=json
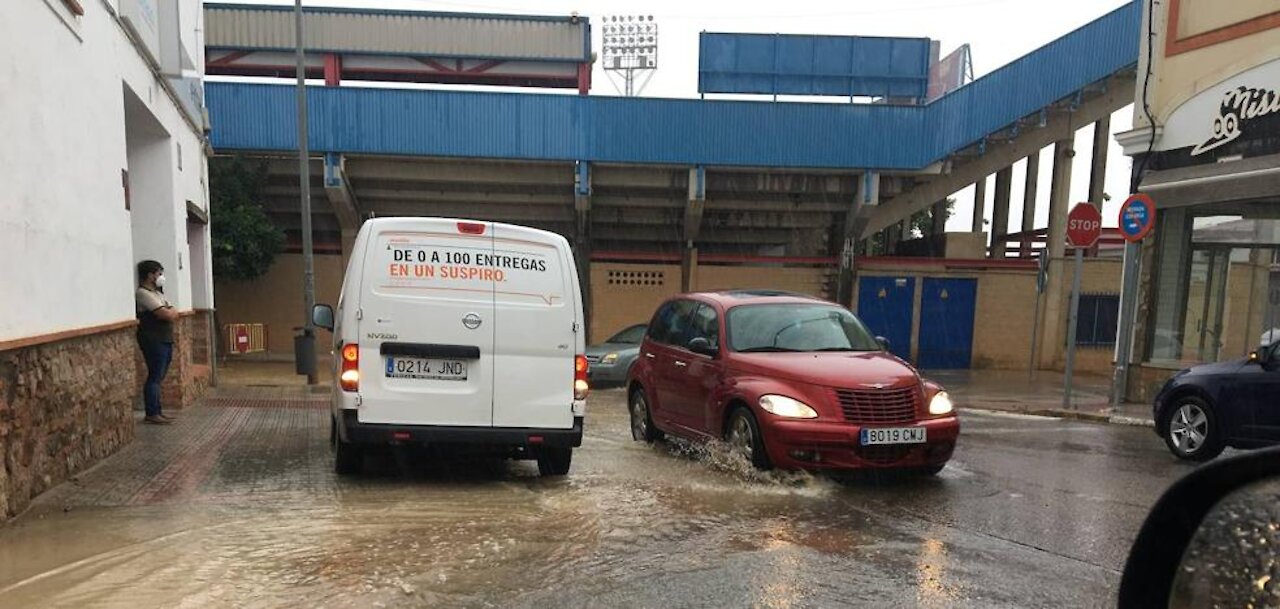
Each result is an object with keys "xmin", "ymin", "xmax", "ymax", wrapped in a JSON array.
[
  {"xmin": 1118, "ymin": 0, "xmax": 1280, "ymax": 399},
  {"xmin": 0, "ymin": 0, "xmax": 213, "ymax": 519}
]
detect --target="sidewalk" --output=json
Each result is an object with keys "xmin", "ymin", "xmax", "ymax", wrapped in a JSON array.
[{"xmin": 929, "ymin": 369, "xmax": 1154, "ymax": 427}]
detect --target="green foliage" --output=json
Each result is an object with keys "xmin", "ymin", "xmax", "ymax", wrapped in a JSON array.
[{"xmin": 209, "ymin": 156, "xmax": 283, "ymax": 281}]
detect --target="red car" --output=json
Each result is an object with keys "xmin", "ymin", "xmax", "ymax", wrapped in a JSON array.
[{"xmin": 626, "ymin": 290, "xmax": 960, "ymax": 473}]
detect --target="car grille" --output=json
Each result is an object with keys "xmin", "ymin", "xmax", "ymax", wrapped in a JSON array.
[{"xmin": 833, "ymin": 386, "xmax": 920, "ymax": 425}]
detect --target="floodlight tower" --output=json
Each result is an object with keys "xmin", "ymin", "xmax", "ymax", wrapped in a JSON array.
[{"xmin": 601, "ymin": 15, "xmax": 658, "ymax": 96}]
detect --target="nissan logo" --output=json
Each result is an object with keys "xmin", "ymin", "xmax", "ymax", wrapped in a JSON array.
[{"xmin": 462, "ymin": 313, "xmax": 483, "ymax": 330}]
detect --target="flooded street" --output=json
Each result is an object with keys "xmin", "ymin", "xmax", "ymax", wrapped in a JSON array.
[{"xmin": 0, "ymin": 388, "xmax": 1193, "ymax": 608}]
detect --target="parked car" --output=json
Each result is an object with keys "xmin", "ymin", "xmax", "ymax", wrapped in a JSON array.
[
  {"xmin": 312, "ymin": 217, "xmax": 588, "ymax": 477},
  {"xmin": 1153, "ymin": 338, "xmax": 1280, "ymax": 461},
  {"xmin": 626, "ymin": 290, "xmax": 960, "ymax": 474},
  {"xmin": 585, "ymin": 323, "xmax": 647, "ymax": 386}
]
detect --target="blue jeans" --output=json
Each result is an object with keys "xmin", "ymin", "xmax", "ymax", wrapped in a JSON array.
[{"xmin": 139, "ymin": 340, "xmax": 173, "ymax": 417}]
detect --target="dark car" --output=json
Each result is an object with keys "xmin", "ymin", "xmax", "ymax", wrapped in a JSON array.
[
  {"xmin": 626, "ymin": 291, "xmax": 960, "ymax": 473},
  {"xmin": 1153, "ymin": 338, "xmax": 1280, "ymax": 461},
  {"xmin": 585, "ymin": 323, "xmax": 647, "ymax": 386}
]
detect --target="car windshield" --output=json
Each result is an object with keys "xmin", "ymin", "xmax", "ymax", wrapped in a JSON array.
[
  {"xmin": 606, "ymin": 324, "xmax": 647, "ymax": 345},
  {"xmin": 727, "ymin": 304, "xmax": 881, "ymax": 353}
]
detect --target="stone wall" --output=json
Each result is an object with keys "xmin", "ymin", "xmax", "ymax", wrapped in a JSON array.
[{"xmin": 0, "ymin": 326, "xmax": 137, "ymax": 520}]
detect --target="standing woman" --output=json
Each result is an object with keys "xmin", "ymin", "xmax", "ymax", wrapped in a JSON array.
[{"xmin": 136, "ymin": 260, "xmax": 179, "ymax": 425}]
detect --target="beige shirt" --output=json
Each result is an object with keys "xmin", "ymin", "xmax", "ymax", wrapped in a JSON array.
[{"xmin": 136, "ymin": 287, "xmax": 170, "ymax": 314}]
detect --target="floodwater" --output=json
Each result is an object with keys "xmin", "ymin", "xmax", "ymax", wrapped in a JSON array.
[{"xmin": 0, "ymin": 389, "xmax": 1193, "ymax": 608}]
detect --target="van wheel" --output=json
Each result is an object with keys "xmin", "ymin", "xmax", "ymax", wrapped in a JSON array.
[
  {"xmin": 332, "ymin": 418, "xmax": 363, "ymax": 475},
  {"xmin": 537, "ymin": 447, "xmax": 572, "ymax": 476},
  {"xmin": 725, "ymin": 407, "xmax": 772, "ymax": 471},
  {"xmin": 629, "ymin": 388, "xmax": 663, "ymax": 443}
]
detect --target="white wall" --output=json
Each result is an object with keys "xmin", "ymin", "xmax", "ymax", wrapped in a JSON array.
[{"xmin": 0, "ymin": 0, "xmax": 209, "ymax": 342}]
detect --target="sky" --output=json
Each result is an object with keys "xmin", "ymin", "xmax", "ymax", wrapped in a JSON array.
[{"xmin": 216, "ymin": 0, "xmax": 1139, "ymax": 235}]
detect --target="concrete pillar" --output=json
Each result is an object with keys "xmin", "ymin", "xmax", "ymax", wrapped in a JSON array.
[
  {"xmin": 1087, "ymin": 115, "xmax": 1111, "ymax": 257},
  {"xmin": 574, "ymin": 162, "xmax": 592, "ymax": 339},
  {"xmin": 1038, "ymin": 138, "xmax": 1076, "ymax": 369},
  {"xmin": 971, "ymin": 176, "xmax": 987, "ymax": 233},
  {"xmin": 885, "ymin": 222, "xmax": 903, "ymax": 255},
  {"xmin": 930, "ymin": 199, "xmax": 947, "ymax": 237},
  {"xmin": 682, "ymin": 166, "xmax": 706, "ymax": 293},
  {"xmin": 1021, "ymin": 152, "xmax": 1041, "ymax": 257},
  {"xmin": 837, "ymin": 172, "xmax": 878, "ymax": 308},
  {"xmin": 990, "ymin": 166, "xmax": 1013, "ymax": 258}
]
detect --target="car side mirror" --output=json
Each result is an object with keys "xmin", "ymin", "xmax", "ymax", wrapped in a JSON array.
[
  {"xmin": 1118, "ymin": 446, "xmax": 1280, "ymax": 608},
  {"xmin": 312, "ymin": 304, "xmax": 334, "ymax": 332},
  {"xmin": 875, "ymin": 336, "xmax": 891, "ymax": 351},
  {"xmin": 687, "ymin": 337, "xmax": 718, "ymax": 357}
]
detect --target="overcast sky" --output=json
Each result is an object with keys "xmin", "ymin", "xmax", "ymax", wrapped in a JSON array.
[{"xmin": 221, "ymin": 0, "xmax": 1138, "ymax": 234}]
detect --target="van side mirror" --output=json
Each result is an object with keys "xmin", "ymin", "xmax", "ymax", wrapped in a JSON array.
[
  {"xmin": 687, "ymin": 337, "xmax": 718, "ymax": 357},
  {"xmin": 875, "ymin": 336, "xmax": 891, "ymax": 351},
  {"xmin": 312, "ymin": 304, "xmax": 334, "ymax": 332}
]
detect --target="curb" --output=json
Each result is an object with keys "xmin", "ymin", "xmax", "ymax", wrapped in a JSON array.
[{"xmin": 960, "ymin": 405, "xmax": 1154, "ymax": 427}]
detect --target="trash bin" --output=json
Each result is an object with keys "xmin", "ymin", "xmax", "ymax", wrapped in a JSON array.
[{"xmin": 294, "ymin": 328, "xmax": 317, "ymax": 377}]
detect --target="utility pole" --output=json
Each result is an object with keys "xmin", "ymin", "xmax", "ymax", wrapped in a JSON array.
[{"xmin": 294, "ymin": 0, "xmax": 317, "ymax": 384}]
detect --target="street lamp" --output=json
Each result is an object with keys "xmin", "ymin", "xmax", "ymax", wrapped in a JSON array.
[{"xmin": 600, "ymin": 15, "xmax": 659, "ymax": 96}]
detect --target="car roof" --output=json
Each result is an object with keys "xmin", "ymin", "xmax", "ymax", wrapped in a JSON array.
[{"xmin": 682, "ymin": 290, "xmax": 834, "ymax": 307}]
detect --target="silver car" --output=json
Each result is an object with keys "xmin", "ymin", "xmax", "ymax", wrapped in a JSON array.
[{"xmin": 585, "ymin": 324, "xmax": 647, "ymax": 386}]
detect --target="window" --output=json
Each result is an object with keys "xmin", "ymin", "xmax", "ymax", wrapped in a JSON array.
[
  {"xmin": 727, "ymin": 304, "xmax": 880, "ymax": 353},
  {"xmin": 647, "ymin": 300, "xmax": 698, "ymax": 346},
  {"xmin": 688, "ymin": 304, "xmax": 719, "ymax": 347},
  {"xmin": 1075, "ymin": 294, "xmax": 1120, "ymax": 347}
]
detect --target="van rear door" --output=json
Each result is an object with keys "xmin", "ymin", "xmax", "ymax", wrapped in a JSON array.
[
  {"xmin": 489, "ymin": 224, "xmax": 577, "ymax": 430},
  {"xmin": 357, "ymin": 220, "xmax": 496, "ymax": 427}
]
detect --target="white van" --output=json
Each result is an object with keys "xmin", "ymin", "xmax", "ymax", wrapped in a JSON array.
[{"xmin": 312, "ymin": 217, "xmax": 588, "ymax": 476}]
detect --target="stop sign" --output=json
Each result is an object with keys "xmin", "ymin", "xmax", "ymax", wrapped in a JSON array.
[{"xmin": 1066, "ymin": 202, "xmax": 1102, "ymax": 248}]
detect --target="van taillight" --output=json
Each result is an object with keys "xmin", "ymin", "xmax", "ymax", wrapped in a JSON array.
[
  {"xmin": 340, "ymin": 343, "xmax": 359, "ymax": 392},
  {"xmin": 574, "ymin": 354, "xmax": 590, "ymax": 400},
  {"xmin": 457, "ymin": 222, "xmax": 486, "ymax": 235}
]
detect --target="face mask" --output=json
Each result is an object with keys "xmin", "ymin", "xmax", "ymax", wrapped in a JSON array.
[{"xmin": 154, "ymin": 274, "xmax": 167, "ymax": 289}]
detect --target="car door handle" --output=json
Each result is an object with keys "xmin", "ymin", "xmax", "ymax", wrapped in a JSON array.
[
  {"xmin": 645, "ymin": 353, "xmax": 655, "ymax": 359},
  {"xmin": 674, "ymin": 361, "xmax": 688, "ymax": 368}
]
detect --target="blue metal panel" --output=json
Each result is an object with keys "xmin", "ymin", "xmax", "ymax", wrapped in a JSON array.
[
  {"xmin": 856, "ymin": 277, "xmax": 915, "ymax": 361},
  {"xmin": 917, "ymin": 278, "xmax": 977, "ymax": 370},
  {"xmin": 206, "ymin": 2, "xmax": 1140, "ymax": 171},
  {"xmin": 698, "ymin": 33, "xmax": 931, "ymax": 98},
  {"xmin": 920, "ymin": 0, "xmax": 1141, "ymax": 165}
]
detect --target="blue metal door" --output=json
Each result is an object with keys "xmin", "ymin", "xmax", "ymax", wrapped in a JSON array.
[
  {"xmin": 918, "ymin": 278, "xmax": 977, "ymax": 369},
  {"xmin": 856, "ymin": 276, "xmax": 915, "ymax": 361}
]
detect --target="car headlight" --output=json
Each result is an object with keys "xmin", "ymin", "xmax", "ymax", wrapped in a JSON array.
[
  {"xmin": 929, "ymin": 391, "xmax": 954, "ymax": 416},
  {"xmin": 759, "ymin": 395, "xmax": 818, "ymax": 419},
  {"xmin": 601, "ymin": 352, "xmax": 619, "ymax": 365}
]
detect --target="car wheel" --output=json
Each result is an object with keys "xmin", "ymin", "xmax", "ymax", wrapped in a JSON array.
[
  {"xmin": 629, "ymin": 387, "xmax": 663, "ymax": 443},
  {"xmin": 1163, "ymin": 396, "xmax": 1225, "ymax": 462},
  {"xmin": 537, "ymin": 447, "xmax": 572, "ymax": 476},
  {"xmin": 332, "ymin": 418, "xmax": 363, "ymax": 475},
  {"xmin": 725, "ymin": 407, "xmax": 772, "ymax": 471}
]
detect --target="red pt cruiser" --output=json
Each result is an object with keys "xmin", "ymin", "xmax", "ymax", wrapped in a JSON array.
[{"xmin": 627, "ymin": 291, "xmax": 960, "ymax": 473}]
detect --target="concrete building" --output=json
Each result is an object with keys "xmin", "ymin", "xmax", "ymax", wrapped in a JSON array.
[
  {"xmin": 1117, "ymin": 0, "xmax": 1280, "ymax": 400},
  {"xmin": 0, "ymin": 0, "xmax": 213, "ymax": 518}
]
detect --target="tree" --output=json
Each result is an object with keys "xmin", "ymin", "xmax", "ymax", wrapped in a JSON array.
[
  {"xmin": 866, "ymin": 198, "xmax": 955, "ymax": 255},
  {"xmin": 209, "ymin": 156, "xmax": 284, "ymax": 280}
]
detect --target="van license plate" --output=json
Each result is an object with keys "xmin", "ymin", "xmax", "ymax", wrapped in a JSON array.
[
  {"xmin": 385, "ymin": 357, "xmax": 467, "ymax": 381},
  {"xmin": 860, "ymin": 427, "xmax": 926, "ymax": 445}
]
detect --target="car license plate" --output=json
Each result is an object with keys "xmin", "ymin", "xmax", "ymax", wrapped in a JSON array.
[
  {"xmin": 860, "ymin": 426, "xmax": 927, "ymax": 445},
  {"xmin": 385, "ymin": 357, "xmax": 467, "ymax": 381}
]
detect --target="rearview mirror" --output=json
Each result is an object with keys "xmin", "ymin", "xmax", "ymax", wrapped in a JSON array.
[
  {"xmin": 875, "ymin": 336, "xmax": 891, "ymax": 351},
  {"xmin": 312, "ymin": 304, "xmax": 334, "ymax": 331},
  {"xmin": 687, "ymin": 337, "xmax": 718, "ymax": 356},
  {"xmin": 1119, "ymin": 446, "xmax": 1280, "ymax": 607}
]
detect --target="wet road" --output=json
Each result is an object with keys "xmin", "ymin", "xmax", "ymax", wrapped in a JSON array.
[{"xmin": 0, "ymin": 388, "xmax": 1196, "ymax": 608}]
